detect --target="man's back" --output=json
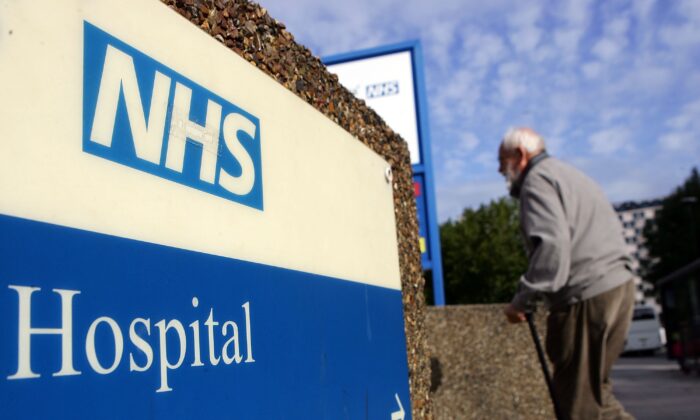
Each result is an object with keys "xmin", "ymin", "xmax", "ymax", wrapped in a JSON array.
[{"xmin": 519, "ymin": 157, "xmax": 632, "ymax": 309}]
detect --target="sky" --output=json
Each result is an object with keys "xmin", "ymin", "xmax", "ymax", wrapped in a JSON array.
[{"xmin": 260, "ymin": 0, "xmax": 700, "ymax": 221}]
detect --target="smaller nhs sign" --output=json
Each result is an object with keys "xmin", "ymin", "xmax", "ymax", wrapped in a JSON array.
[{"xmin": 83, "ymin": 22, "xmax": 263, "ymax": 210}]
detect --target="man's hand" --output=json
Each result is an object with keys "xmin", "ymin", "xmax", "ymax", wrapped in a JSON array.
[{"xmin": 504, "ymin": 303, "xmax": 526, "ymax": 324}]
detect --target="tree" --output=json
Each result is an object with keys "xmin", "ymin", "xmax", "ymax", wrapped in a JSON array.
[
  {"xmin": 439, "ymin": 197, "xmax": 528, "ymax": 304},
  {"xmin": 642, "ymin": 168, "xmax": 700, "ymax": 283}
]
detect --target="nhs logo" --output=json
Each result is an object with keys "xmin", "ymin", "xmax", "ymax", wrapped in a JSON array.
[
  {"xmin": 365, "ymin": 81, "xmax": 399, "ymax": 99},
  {"xmin": 83, "ymin": 22, "xmax": 263, "ymax": 210}
]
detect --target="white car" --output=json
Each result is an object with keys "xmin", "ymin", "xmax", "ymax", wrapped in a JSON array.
[{"xmin": 624, "ymin": 306, "xmax": 666, "ymax": 354}]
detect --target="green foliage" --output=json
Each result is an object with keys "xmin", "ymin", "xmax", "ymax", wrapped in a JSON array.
[
  {"xmin": 439, "ymin": 197, "xmax": 528, "ymax": 304},
  {"xmin": 642, "ymin": 168, "xmax": 700, "ymax": 282}
]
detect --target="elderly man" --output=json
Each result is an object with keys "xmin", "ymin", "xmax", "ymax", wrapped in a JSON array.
[{"xmin": 499, "ymin": 127, "xmax": 635, "ymax": 420}]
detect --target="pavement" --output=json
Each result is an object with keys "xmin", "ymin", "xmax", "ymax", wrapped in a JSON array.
[{"xmin": 611, "ymin": 352, "xmax": 700, "ymax": 420}]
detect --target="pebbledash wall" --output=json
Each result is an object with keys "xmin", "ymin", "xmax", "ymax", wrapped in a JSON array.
[
  {"xmin": 161, "ymin": 0, "xmax": 432, "ymax": 418},
  {"xmin": 426, "ymin": 305, "xmax": 555, "ymax": 420}
]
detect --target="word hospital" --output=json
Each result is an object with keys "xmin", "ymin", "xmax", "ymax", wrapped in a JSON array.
[{"xmin": 6, "ymin": 285, "xmax": 256, "ymax": 393}]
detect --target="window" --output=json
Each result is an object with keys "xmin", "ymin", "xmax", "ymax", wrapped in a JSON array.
[{"xmin": 632, "ymin": 308, "xmax": 655, "ymax": 321}]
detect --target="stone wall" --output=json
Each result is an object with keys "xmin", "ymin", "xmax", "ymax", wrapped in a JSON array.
[
  {"xmin": 426, "ymin": 305, "xmax": 554, "ymax": 420},
  {"xmin": 162, "ymin": 1, "xmax": 432, "ymax": 417}
]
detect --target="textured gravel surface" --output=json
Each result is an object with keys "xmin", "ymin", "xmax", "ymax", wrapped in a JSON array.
[
  {"xmin": 426, "ymin": 305, "xmax": 555, "ymax": 420},
  {"xmin": 162, "ymin": 1, "xmax": 432, "ymax": 417}
]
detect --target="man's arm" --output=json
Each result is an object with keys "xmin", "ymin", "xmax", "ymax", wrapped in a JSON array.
[{"xmin": 511, "ymin": 174, "xmax": 572, "ymax": 312}]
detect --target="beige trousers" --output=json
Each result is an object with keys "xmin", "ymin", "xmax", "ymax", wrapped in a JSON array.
[{"xmin": 546, "ymin": 281, "xmax": 636, "ymax": 420}]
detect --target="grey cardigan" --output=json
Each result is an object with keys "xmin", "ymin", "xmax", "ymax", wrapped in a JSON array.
[{"xmin": 511, "ymin": 155, "xmax": 633, "ymax": 311}]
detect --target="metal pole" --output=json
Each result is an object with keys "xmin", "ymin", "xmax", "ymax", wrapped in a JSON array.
[{"xmin": 525, "ymin": 312, "xmax": 565, "ymax": 420}]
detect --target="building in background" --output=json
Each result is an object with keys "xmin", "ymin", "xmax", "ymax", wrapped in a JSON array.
[{"xmin": 614, "ymin": 199, "xmax": 663, "ymax": 307}]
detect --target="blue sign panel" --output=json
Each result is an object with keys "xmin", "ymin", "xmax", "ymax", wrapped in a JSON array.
[
  {"xmin": 0, "ymin": 214, "xmax": 411, "ymax": 419},
  {"xmin": 83, "ymin": 22, "xmax": 264, "ymax": 210}
]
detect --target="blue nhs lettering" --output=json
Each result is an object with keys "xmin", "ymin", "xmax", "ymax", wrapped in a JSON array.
[
  {"xmin": 83, "ymin": 22, "xmax": 263, "ymax": 210},
  {"xmin": 365, "ymin": 81, "xmax": 399, "ymax": 99}
]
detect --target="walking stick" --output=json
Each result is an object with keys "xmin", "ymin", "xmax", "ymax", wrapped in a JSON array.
[{"xmin": 525, "ymin": 311, "xmax": 565, "ymax": 420}]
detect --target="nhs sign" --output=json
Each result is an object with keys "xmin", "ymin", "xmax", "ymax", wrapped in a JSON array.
[
  {"xmin": 2, "ymin": 1, "xmax": 412, "ymax": 418},
  {"xmin": 83, "ymin": 22, "xmax": 263, "ymax": 210}
]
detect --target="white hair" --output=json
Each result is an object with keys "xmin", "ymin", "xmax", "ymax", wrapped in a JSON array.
[{"xmin": 501, "ymin": 127, "xmax": 546, "ymax": 155}]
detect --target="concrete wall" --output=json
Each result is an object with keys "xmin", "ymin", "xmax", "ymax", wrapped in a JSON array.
[
  {"xmin": 426, "ymin": 305, "xmax": 555, "ymax": 420},
  {"xmin": 163, "ymin": 1, "xmax": 433, "ymax": 417}
]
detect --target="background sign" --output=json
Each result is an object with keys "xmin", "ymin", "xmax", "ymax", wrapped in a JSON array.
[
  {"xmin": 325, "ymin": 42, "xmax": 446, "ymax": 305},
  {"xmin": 326, "ymin": 51, "xmax": 421, "ymax": 165},
  {"xmin": 0, "ymin": 1, "xmax": 411, "ymax": 418}
]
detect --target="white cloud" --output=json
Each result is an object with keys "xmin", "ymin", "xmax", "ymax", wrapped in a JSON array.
[
  {"xmin": 685, "ymin": 70, "xmax": 700, "ymax": 91},
  {"xmin": 473, "ymin": 151, "xmax": 497, "ymax": 169},
  {"xmin": 659, "ymin": 100, "xmax": 700, "ymax": 153},
  {"xmin": 591, "ymin": 15, "xmax": 629, "ymax": 62},
  {"xmin": 460, "ymin": 29, "xmax": 508, "ymax": 69},
  {"xmin": 507, "ymin": 0, "xmax": 543, "ymax": 28},
  {"xmin": 388, "ymin": 0, "xmax": 514, "ymax": 27},
  {"xmin": 659, "ymin": 23, "xmax": 700, "ymax": 50},
  {"xmin": 582, "ymin": 61, "xmax": 603, "ymax": 79},
  {"xmin": 588, "ymin": 127, "xmax": 633, "ymax": 155},
  {"xmin": 436, "ymin": 180, "xmax": 507, "ymax": 221},
  {"xmin": 607, "ymin": 17, "xmax": 630, "ymax": 37},
  {"xmin": 570, "ymin": 156, "xmax": 682, "ymax": 204},
  {"xmin": 636, "ymin": 65, "xmax": 674, "ymax": 93},
  {"xmin": 632, "ymin": 0, "xmax": 656, "ymax": 48},
  {"xmin": 551, "ymin": 0, "xmax": 595, "ymax": 60},
  {"xmin": 605, "ymin": 179, "xmax": 656, "ymax": 202},
  {"xmin": 532, "ymin": 44, "xmax": 556, "ymax": 63},
  {"xmin": 632, "ymin": 0, "xmax": 656, "ymax": 22},
  {"xmin": 510, "ymin": 26, "xmax": 542, "ymax": 54},
  {"xmin": 423, "ymin": 16, "xmax": 462, "ymax": 73},
  {"xmin": 605, "ymin": 60, "xmax": 674, "ymax": 99},
  {"xmin": 498, "ymin": 78, "xmax": 526, "ymax": 105},
  {"xmin": 543, "ymin": 136, "xmax": 565, "ymax": 155},
  {"xmin": 659, "ymin": 0, "xmax": 700, "ymax": 50},
  {"xmin": 458, "ymin": 132, "xmax": 480, "ymax": 153},
  {"xmin": 547, "ymin": 91, "xmax": 578, "ymax": 116},
  {"xmin": 498, "ymin": 61, "xmax": 521, "ymax": 78},
  {"xmin": 435, "ymin": 131, "xmax": 482, "ymax": 182},
  {"xmin": 428, "ymin": 25, "xmax": 512, "ymax": 130},
  {"xmin": 592, "ymin": 38, "xmax": 623, "ymax": 61},
  {"xmin": 496, "ymin": 60, "xmax": 527, "ymax": 105},
  {"xmin": 659, "ymin": 132, "xmax": 693, "ymax": 152},
  {"xmin": 507, "ymin": 2, "xmax": 543, "ymax": 53},
  {"xmin": 666, "ymin": 99, "xmax": 700, "ymax": 131},
  {"xmin": 441, "ymin": 156, "xmax": 467, "ymax": 182},
  {"xmin": 554, "ymin": 0, "xmax": 594, "ymax": 27},
  {"xmin": 599, "ymin": 107, "xmax": 635, "ymax": 124},
  {"xmin": 677, "ymin": 0, "xmax": 700, "ymax": 23},
  {"xmin": 428, "ymin": 66, "xmax": 482, "ymax": 127},
  {"xmin": 553, "ymin": 28, "xmax": 583, "ymax": 60}
]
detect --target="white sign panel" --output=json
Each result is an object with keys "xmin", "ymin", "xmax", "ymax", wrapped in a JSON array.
[
  {"xmin": 327, "ymin": 51, "xmax": 421, "ymax": 164},
  {"xmin": 0, "ymin": 0, "xmax": 401, "ymax": 288}
]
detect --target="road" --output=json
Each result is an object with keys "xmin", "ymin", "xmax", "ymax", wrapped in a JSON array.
[{"xmin": 611, "ymin": 353, "xmax": 700, "ymax": 420}]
